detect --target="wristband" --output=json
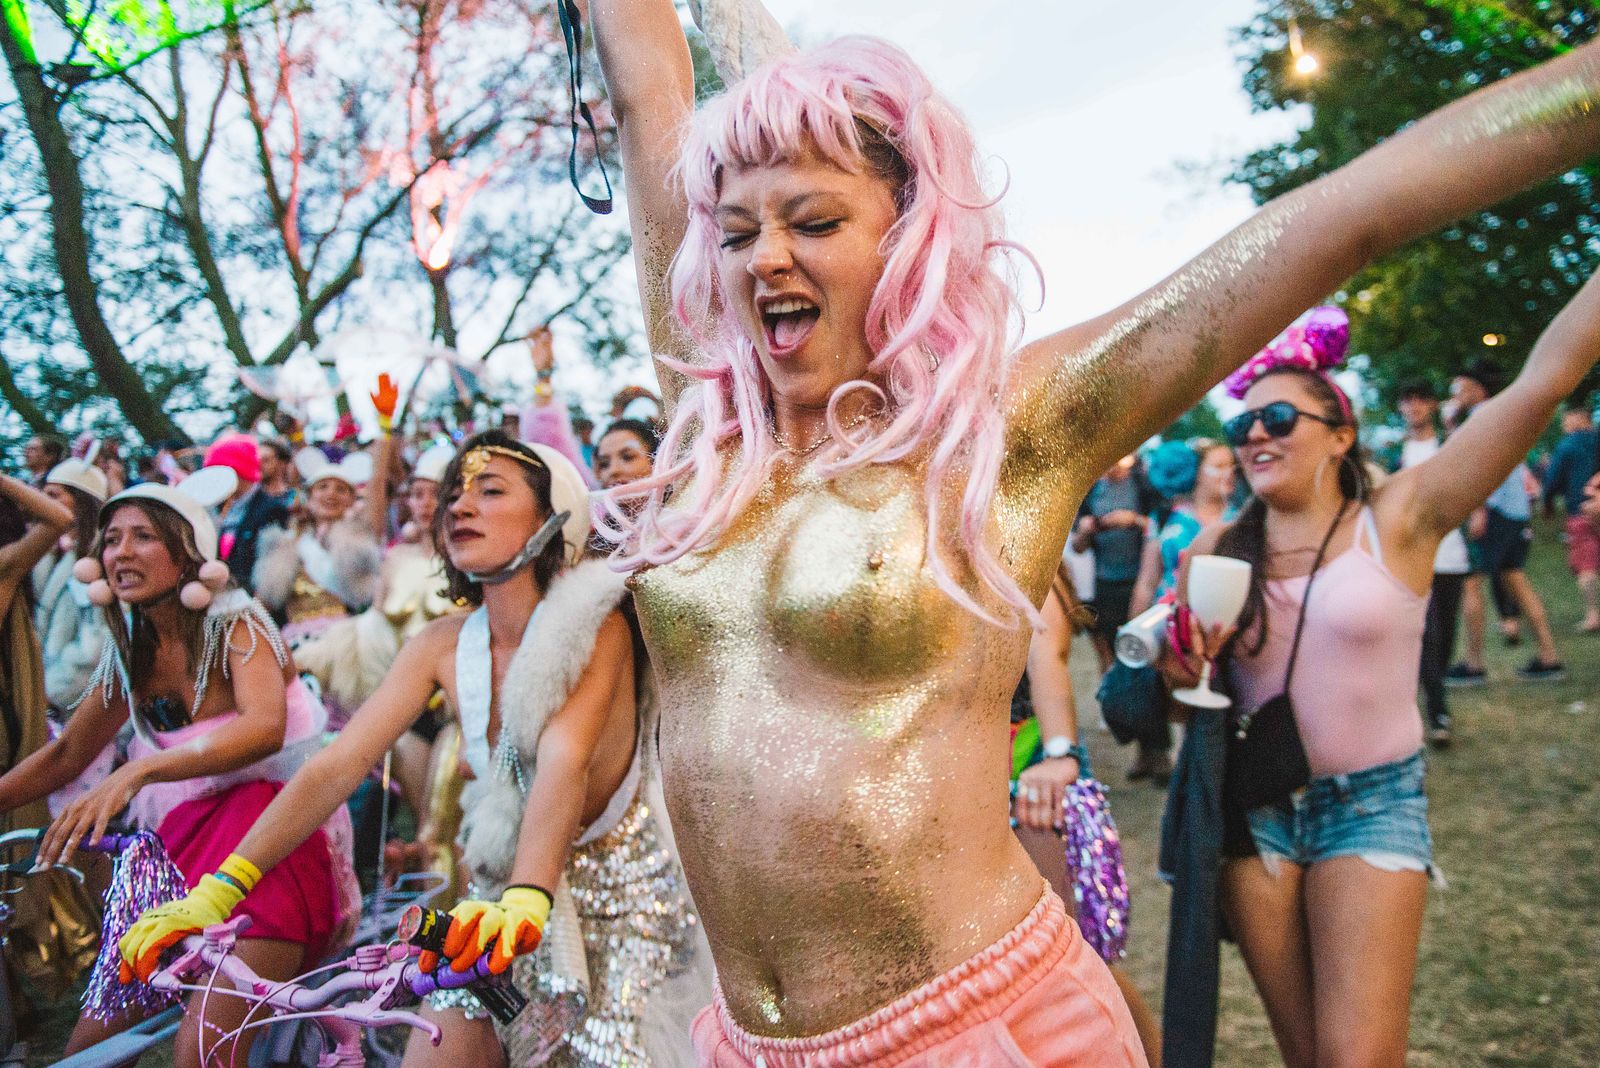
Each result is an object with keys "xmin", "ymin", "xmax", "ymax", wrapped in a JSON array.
[
  {"xmin": 377, "ymin": 412, "xmax": 394, "ymax": 436},
  {"xmin": 503, "ymin": 883, "xmax": 554, "ymax": 910},
  {"xmin": 217, "ymin": 853, "xmax": 262, "ymax": 894},
  {"xmin": 533, "ymin": 381, "xmax": 554, "ymax": 400}
]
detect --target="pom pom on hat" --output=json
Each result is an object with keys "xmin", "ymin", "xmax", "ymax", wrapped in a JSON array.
[
  {"xmin": 74, "ymin": 556, "xmax": 104, "ymax": 584},
  {"xmin": 179, "ymin": 582, "xmax": 214, "ymax": 611},
  {"xmin": 87, "ymin": 580, "xmax": 115, "ymax": 607},
  {"xmin": 198, "ymin": 560, "xmax": 230, "ymax": 590}
]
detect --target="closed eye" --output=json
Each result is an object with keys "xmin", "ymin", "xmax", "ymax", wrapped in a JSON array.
[
  {"xmin": 720, "ymin": 231, "xmax": 756, "ymax": 250},
  {"xmin": 797, "ymin": 219, "xmax": 842, "ymax": 236}
]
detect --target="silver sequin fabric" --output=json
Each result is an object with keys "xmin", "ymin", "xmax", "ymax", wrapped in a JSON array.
[{"xmin": 431, "ymin": 794, "xmax": 700, "ymax": 1066}]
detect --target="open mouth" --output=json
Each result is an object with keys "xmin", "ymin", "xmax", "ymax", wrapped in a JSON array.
[
  {"xmin": 113, "ymin": 570, "xmax": 144, "ymax": 587},
  {"xmin": 1247, "ymin": 450, "xmax": 1279, "ymax": 470},
  {"xmin": 759, "ymin": 297, "xmax": 820, "ymax": 357}
]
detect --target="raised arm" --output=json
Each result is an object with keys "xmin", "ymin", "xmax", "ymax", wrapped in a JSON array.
[
  {"xmin": 1009, "ymin": 40, "xmax": 1600, "ymax": 485},
  {"xmin": 590, "ymin": 0, "xmax": 697, "ymax": 412},
  {"xmin": 1388, "ymin": 266, "xmax": 1600, "ymax": 541},
  {"xmin": 0, "ymin": 474, "xmax": 73, "ymax": 615}
]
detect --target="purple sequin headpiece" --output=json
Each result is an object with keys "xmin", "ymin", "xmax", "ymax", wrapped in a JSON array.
[{"xmin": 1224, "ymin": 306, "xmax": 1353, "ymax": 421}]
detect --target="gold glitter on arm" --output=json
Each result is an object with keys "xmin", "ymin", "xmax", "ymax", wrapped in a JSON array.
[{"xmin": 592, "ymin": 0, "xmax": 697, "ymax": 417}]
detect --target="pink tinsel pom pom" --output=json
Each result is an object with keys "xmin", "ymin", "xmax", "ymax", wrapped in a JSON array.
[
  {"xmin": 179, "ymin": 581, "xmax": 213, "ymax": 611},
  {"xmin": 87, "ymin": 579, "xmax": 115, "ymax": 607}
]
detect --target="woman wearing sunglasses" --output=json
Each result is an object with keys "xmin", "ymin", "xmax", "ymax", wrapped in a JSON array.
[{"xmin": 1159, "ymin": 292, "xmax": 1600, "ymax": 1066}]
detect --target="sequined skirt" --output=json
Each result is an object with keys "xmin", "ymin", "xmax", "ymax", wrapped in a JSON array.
[{"xmin": 430, "ymin": 794, "xmax": 701, "ymax": 1066}]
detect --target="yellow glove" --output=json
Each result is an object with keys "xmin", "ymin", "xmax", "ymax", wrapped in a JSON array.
[
  {"xmin": 118, "ymin": 854, "xmax": 259, "ymax": 983},
  {"xmin": 441, "ymin": 885, "xmax": 552, "ymax": 976}
]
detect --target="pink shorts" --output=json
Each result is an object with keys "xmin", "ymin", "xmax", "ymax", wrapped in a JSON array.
[
  {"xmin": 691, "ymin": 886, "xmax": 1148, "ymax": 1067},
  {"xmin": 159, "ymin": 780, "xmax": 341, "ymax": 964},
  {"xmin": 1567, "ymin": 515, "xmax": 1600, "ymax": 575}
]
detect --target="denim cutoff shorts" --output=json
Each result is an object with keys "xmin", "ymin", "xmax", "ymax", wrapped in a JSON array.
[{"xmin": 1247, "ymin": 750, "xmax": 1433, "ymax": 874}]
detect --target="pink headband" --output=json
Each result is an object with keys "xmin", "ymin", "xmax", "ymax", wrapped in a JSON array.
[{"xmin": 1225, "ymin": 306, "xmax": 1353, "ymax": 422}]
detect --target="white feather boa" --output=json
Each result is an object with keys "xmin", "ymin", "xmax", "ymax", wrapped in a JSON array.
[{"xmin": 457, "ymin": 558, "xmax": 630, "ymax": 890}]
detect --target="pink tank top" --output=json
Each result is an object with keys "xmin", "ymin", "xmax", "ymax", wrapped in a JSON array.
[{"xmin": 1228, "ymin": 508, "xmax": 1426, "ymax": 777}]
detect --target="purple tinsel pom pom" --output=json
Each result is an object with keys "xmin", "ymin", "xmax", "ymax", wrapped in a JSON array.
[
  {"xmin": 83, "ymin": 831, "xmax": 187, "ymax": 1021},
  {"xmin": 1060, "ymin": 778, "xmax": 1130, "ymax": 963}
]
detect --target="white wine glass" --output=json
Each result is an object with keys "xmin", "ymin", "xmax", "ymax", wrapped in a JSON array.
[{"xmin": 1172, "ymin": 555, "xmax": 1252, "ymax": 709}]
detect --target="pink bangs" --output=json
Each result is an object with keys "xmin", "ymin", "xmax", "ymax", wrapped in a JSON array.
[{"xmin": 600, "ymin": 35, "xmax": 1042, "ymax": 629}]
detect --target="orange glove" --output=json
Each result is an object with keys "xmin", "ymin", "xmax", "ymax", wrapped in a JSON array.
[
  {"xmin": 371, "ymin": 373, "xmax": 400, "ymax": 435},
  {"xmin": 440, "ymin": 885, "xmax": 552, "ymax": 976}
]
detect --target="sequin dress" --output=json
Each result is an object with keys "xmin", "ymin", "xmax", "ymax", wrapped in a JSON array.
[{"xmin": 430, "ymin": 574, "xmax": 711, "ymax": 1067}]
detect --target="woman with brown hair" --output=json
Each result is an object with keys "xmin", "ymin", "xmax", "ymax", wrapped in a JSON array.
[{"xmin": 0, "ymin": 468, "xmax": 352, "ymax": 1068}]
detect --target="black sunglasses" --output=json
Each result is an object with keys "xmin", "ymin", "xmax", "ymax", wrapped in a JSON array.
[{"xmin": 1223, "ymin": 401, "xmax": 1341, "ymax": 447}]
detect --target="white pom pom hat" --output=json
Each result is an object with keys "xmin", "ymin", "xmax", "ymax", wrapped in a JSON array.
[{"xmin": 80, "ymin": 466, "xmax": 240, "ymax": 609}]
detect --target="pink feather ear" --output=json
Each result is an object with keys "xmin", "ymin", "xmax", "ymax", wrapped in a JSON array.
[
  {"xmin": 87, "ymin": 579, "xmax": 115, "ymax": 607},
  {"xmin": 197, "ymin": 560, "xmax": 230, "ymax": 590},
  {"xmin": 179, "ymin": 582, "xmax": 214, "ymax": 611},
  {"xmin": 74, "ymin": 556, "xmax": 104, "ymax": 584}
]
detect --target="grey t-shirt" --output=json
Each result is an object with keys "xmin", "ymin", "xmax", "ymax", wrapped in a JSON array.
[{"xmin": 1082, "ymin": 475, "xmax": 1146, "ymax": 583}]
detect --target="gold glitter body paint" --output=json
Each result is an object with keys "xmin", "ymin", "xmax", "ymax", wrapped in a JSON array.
[{"xmin": 633, "ymin": 407, "xmax": 1107, "ymax": 1035}]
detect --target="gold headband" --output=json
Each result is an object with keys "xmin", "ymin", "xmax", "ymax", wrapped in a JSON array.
[{"xmin": 458, "ymin": 444, "xmax": 543, "ymax": 491}]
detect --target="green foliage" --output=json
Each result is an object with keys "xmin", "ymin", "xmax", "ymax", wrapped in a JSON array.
[
  {"xmin": 1232, "ymin": 0, "xmax": 1600, "ymax": 404},
  {"xmin": 1161, "ymin": 397, "xmax": 1226, "ymax": 443}
]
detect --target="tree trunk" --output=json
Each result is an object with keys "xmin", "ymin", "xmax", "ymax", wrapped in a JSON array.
[
  {"xmin": 0, "ymin": 22, "xmax": 189, "ymax": 444},
  {"xmin": 429, "ymin": 266, "xmax": 457, "ymax": 348},
  {"xmin": 0, "ymin": 343, "xmax": 53, "ymax": 435}
]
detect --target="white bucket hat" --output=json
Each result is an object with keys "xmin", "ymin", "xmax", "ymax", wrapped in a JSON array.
[
  {"xmin": 46, "ymin": 459, "xmax": 109, "ymax": 503},
  {"xmin": 413, "ymin": 443, "xmax": 455, "ymax": 485},
  {"xmin": 526, "ymin": 443, "xmax": 592, "ymax": 565}
]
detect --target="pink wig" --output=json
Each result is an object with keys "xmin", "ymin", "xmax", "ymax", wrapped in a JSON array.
[{"xmin": 601, "ymin": 36, "xmax": 1039, "ymax": 628}]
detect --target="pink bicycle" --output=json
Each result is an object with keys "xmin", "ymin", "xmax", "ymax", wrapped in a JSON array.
[{"xmin": 46, "ymin": 832, "xmax": 523, "ymax": 1068}]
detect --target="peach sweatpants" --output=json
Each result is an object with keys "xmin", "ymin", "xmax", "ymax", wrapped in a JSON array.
[{"xmin": 691, "ymin": 884, "xmax": 1148, "ymax": 1067}]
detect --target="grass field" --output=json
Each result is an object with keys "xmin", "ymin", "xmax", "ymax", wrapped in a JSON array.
[{"xmin": 17, "ymin": 519, "xmax": 1598, "ymax": 1065}]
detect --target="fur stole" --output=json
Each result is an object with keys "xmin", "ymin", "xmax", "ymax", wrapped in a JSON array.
[
  {"xmin": 253, "ymin": 519, "xmax": 381, "ymax": 613},
  {"xmin": 458, "ymin": 558, "xmax": 629, "ymax": 891}
]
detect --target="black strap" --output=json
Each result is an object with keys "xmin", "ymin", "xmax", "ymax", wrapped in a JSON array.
[
  {"xmin": 556, "ymin": 0, "xmax": 614, "ymax": 215},
  {"xmin": 1280, "ymin": 498, "xmax": 1351, "ymax": 690}
]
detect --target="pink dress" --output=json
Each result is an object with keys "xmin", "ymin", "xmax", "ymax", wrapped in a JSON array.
[{"xmin": 127, "ymin": 677, "xmax": 360, "ymax": 961}]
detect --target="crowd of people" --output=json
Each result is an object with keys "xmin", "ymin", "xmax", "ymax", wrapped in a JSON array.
[{"xmin": 1, "ymin": 1, "xmax": 1599, "ymax": 1066}]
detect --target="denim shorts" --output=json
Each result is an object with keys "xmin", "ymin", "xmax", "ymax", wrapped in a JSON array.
[{"xmin": 1246, "ymin": 750, "xmax": 1433, "ymax": 874}]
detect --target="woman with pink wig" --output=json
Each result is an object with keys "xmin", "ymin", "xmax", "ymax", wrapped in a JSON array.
[{"xmin": 590, "ymin": 0, "xmax": 1600, "ymax": 1061}]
